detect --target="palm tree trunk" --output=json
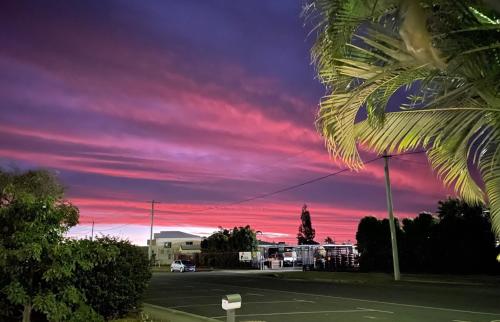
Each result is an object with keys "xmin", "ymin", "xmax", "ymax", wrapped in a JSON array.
[{"xmin": 22, "ymin": 302, "xmax": 31, "ymax": 322}]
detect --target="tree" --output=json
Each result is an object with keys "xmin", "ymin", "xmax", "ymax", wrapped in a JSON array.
[
  {"xmin": 306, "ymin": 0, "xmax": 500, "ymax": 235},
  {"xmin": 356, "ymin": 199, "xmax": 499, "ymax": 273},
  {"xmin": 356, "ymin": 216, "xmax": 403, "ymax": 272},
  {"xmin": 230, "ymin": 225, "xmax": 258, "ymax": 251},
  {"xmin": 297, "ymin": 205, "xmax": 318, "ymax": 245},
  {"xmin": 0, "ymin": 169, "xmax": 104, "ymax": 321},
  {"xmin": 400, "ymin": 212, "xmax": 436, "ymax": 272},
  {"xmin": 324, "ymin": 236, "xmax": 335, "ymax": 244},
  {"xmin": 430, "ymin": 198, "xmax": 497, "ymax": 273},
  {"xmin": 75, "ymin": 237, "xmax": 151, "ymax": 320},
  {"xmin": 201, "ymin": 226, "xmax": 257, "ymax": 267}
]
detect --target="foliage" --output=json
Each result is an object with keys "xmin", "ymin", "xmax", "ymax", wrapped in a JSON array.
[
  {"xmin": 429, "ymin": 198, "xmax": 498, "ymax": 273},
  {"xmin": 0, "ymin": 169, "xmax": 64, "ymax": 204},
  {"xmin": 0, "ymin": 169, "xmax": 105, "ymax": 322},
  {"xmin": 356, "ymin": 198, "xmax": 499, "ymax": 273},
  {"xmin": 356, "ymin": 216, "xmax": 403, "ymax": 271},
  {"xmin": 0, "ymin": 169, "xmax": 152, "ymax": 321},
  {"xmin": 297, "ymin": 205, "xmax": 319, "ymax": 245},
  {"xmin": 324, "ymin": 236, "xmax": 335, "ymax": 244},
  {"xmin": 201, "ymin": 225, "xmax": 257, "ymax": 267},
  {"xmin": 306, "ymin": 0, "xmax": 500, "ymax": 235},
  {"xmin": 400, "ymin": 212, "xmax": 436, "ymax": 272},
  {"xmin": 75, "ymin": 237, "xmax": 152, "ymax": 320}
]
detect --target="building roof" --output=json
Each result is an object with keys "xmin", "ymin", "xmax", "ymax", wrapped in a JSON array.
[{"xmin": 154, "ymin": 231, "xmax": 201, "ymax": 239}]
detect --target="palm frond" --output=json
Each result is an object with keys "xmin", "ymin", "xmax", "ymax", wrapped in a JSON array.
[
  {"xmin": 307, "ymin": 0, "xmax": 500, "ymax": 235},
  {"xmin": 480, "ymin": 150, "xmax": 500, "ymax": 235}
]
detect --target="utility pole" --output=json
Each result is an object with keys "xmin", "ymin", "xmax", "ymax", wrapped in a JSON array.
[
  {"xmin": 148, "ymin": 200, "xmax": 160, "ymax": 262},
  {"xmin": 383, "ymin": 151, "xmax": 401, "ymax": 281},
  {"xmin": 91, "ymin": 220, "xmax": 95, "ymax": 241}
]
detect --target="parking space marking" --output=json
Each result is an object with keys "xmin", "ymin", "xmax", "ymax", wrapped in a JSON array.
[
  {"xmin": 196, "ymin": 281, "xmax": 500, "ymax": 316},
  {"xmin": 293, "ymin": 299, "xmax": 315, "ymax": 303},
  {"xmin": 170, "ymin": 299, "xmax": 316, "ymax": 309},
  {"xmin": 146, "ymin": 291, "xmax": 276, "ymax": 302},
  {"xmin": 209, "ymin": 308, "xmax": 384, "ymax": 319},
  {"xmin": 358, "ymin": 307, "xmax": 394, "ymax": 314},
  {"xmin": 148, "ymin": 295, "xmax": 222, "ymax": 300}
]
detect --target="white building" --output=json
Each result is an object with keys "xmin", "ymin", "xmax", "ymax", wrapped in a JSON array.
[{"xmin": 148, "ymin": 231, "xmax": 202, "ymax": 265}]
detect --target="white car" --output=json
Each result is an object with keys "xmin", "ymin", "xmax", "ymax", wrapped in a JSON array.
[
  {"xmin": 283, "ymin": 251, "xmax": 297, "ymax": 266},
  {"xmin": 170, "ymin": 260, "xmax": 196, "ymax": 272}
]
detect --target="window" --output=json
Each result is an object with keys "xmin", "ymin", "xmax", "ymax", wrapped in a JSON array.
[
  {"xmin": 164, "ymin": 242, "xmax": 172, "ymax": 248},
  {"xmin": 185, "ymin": 241, "xmax": 193, "ymax": 245},
  {"xmin": 168, "ymin": 254, "xmax": 171, "ymax": 260}
]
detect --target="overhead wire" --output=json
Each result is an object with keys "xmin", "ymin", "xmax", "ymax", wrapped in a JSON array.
[
  {"xmin": 74, "ymin": 150, "xmax": 426, "ymax": 232},
  {"xmin": 165, "ymin": 150, "xmax": 426, "ymax": 215}
]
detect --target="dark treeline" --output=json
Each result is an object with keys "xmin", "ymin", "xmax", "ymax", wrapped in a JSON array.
[
  {"xmin": 200, "ymin": 225, "xmax": 257, "ymax": 268},
  {"xmin": 356, "ymin": 198, "xmax": 499, "ymax": 274}
]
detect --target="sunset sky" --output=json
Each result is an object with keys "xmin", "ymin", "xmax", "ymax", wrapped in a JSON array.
[{"xmin": 0, "ymin": 0, "xmax": 453, "ymax": 245}]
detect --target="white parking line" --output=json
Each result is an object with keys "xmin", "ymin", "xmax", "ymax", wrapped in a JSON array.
[
  {"xmin": 170, "ymin": 299, "xmax": 316, "ymax": 309},
  {"xmin": 151, "ymin": 295, "xmax": 221, "ymax": 300},
  {"xmin": 210, "ymin": 308, "xmax": 372, "ymax": 318},
  {"xmin": 196, "ymin": 281, "xmax": 500, "ymax": 316},
  {"xmin": 246, "ymin": 292, "xmax": 265, "ymax": 297},
  {"xmin": 358, "ymin": 307, "xmax": 394, "ymax": 314},
  {"xmin": 293, "ymin": 299, "xmax": 315, "ymax": 303}
]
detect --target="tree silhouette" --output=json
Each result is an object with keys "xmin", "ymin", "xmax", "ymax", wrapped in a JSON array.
[
  {"xmin": 324, "ymin": 236, "xmax": 334, "ymax": 244},
  {"xmin": 297, "ymin": 205, "xmax": 318, "ymax": 245},
  {"xmin": 356, "ymin": 198, "xmax": 499, "ymax": 273}
]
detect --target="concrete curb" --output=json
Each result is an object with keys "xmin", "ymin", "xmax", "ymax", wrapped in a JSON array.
[{"xmin": 143, "ymin": 303, "xmax": 220, "ymax": 322}]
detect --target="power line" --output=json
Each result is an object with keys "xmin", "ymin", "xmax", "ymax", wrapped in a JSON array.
[
  {"xmin": 67, "ymin": 230, "xmax": 91, "ymax": 235},
  {"xmin": 225, "ymin": 158, "xmax": 380, "ymax": 206},
  {"xmin": 95, "ymin": 223, "xmax": 131, "ymax": 232},
  {"xmin": 167, "ymin": 150, "xmax": 426, "ymax": 215},
  {"xmin": 71, "ymin": 151, "xmax": 314, "ymax": 233},
  {"xmin": 165, "ymin": 152, "xmax": 422, "ymax": 215},
  {"xmin": 72, "ymin": 150, "xmax": 426, "ymax": 232},
  {"xmin": 392, "ymin": 155, "xmax": 429, "ymax": 166}
]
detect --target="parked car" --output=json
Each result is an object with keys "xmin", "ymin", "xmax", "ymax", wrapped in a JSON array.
[
  {"xmin": 170, "ymin": 260, "xmax": 196, "ymax": 272},
  {"xmin": 283, "ymin": 251, "xmax": 297, "ymax": 266}
]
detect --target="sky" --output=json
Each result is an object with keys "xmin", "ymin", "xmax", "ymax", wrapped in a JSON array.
[{"xmin": 0, "ymin": 0, "xmax": 454, "ymax": 245}]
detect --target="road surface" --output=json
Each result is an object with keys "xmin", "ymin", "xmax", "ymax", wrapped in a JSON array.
[{"xmin": 144, "ymin": 271, "xmax": 500, "ymax": 322}]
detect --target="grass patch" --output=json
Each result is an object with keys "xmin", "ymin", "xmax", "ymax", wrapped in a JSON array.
[
  {"xmin": 111, "ymin": 312, "xmax": 149, "ymax": 322},
  {"xmin": 268, "ymin": 271, "xmax": 393, "ymax": 284},
  {"xmin": 267, "ymin": 271, "xmax": 500, "ymax": 286},
  {"xmin": 151, "ymin": 266, "xmax": 171, "ymax": 273}
]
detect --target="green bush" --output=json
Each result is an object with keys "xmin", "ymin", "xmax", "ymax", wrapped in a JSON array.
[{"xmin": 75, "ymin": 237, "xmax": 152, "ymax": 320}]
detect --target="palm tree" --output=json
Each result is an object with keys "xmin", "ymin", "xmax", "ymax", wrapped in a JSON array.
[{"xmin": 305, "ymin": 0, "xmax": 500, "ymax": 235}]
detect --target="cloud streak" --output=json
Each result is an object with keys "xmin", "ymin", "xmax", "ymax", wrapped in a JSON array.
[{"xmin": 0, "ymin": 0, "xmax": 454, "ymax": 245}]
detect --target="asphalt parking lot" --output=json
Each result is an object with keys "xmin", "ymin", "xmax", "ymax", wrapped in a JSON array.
[{"xmin": 144, "ymin": 271, "xmax": 500, "ymax": 322}]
